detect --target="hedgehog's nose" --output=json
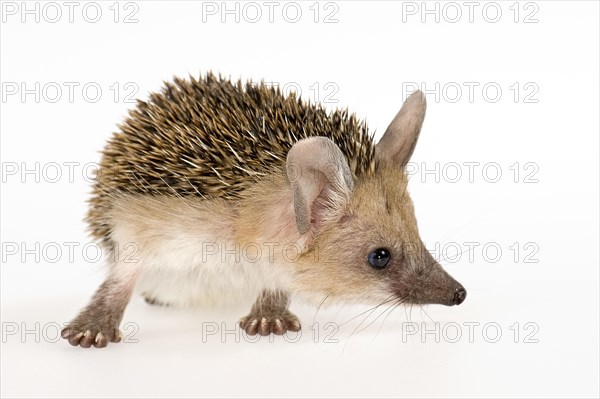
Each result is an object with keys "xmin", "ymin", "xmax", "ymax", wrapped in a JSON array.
[{"xmin": 453, "ymin": 287, "xmax": 467, "ymax": 305}]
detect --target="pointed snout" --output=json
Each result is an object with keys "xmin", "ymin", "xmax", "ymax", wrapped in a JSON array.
[
  {"xmin": 393, "ymin": 249, "xmax": 468, "ymax": 307},
  {"xmin": 452, "ymin": 286, "xmax": 467, "ymax": 306},
  {"xmin": 431, "ymin": 282, "xmax": 467, "ymax": 307},
  {"xmin": 407, "ymin": 258, "xmax": 467, "ymax": 306}
]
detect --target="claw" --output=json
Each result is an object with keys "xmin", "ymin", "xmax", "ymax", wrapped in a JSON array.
[
  {"xmin": 68, "ymin": 331, "xmax": 84, "ymax": 346},
  {"xmin": 112, "ymin": 329, "xmax": 123, "ymax": 343},
  {"xmin": 61, "ymin": 328, "xmax": 74, "ymax": 339},
  {"xmin": 259, "ymin": 318, "xmax": 271, "ymax": 336},
  {"xmin": 273, "ymin": 319, "xmax": 285, "ymax": 335},
  {"xmin": 94, "ymin": 332, "xmax": 108, "ymax": 348},
  {"xmin": 245, "ymin": 319, "xmax": 259, "ymax": 335},
  {"xmin": 287, "ymin": 319, "xmax": 301, "ymax": 332},
  {"xmin": 80, "ymin": 330, "xmax": 94, "ymax": 348},
  {"xmin": 239, "ymin": 312, "xmax": 301, "ymax": 336},
  {"xmin": 62, "ymin": 324, "xmax": 122, "ymax": 348}
]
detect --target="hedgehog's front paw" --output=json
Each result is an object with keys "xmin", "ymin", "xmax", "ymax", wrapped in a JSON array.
[
  {"xmin": 61, "ymin": 321, "xmax": 122, "ymax": 348},
  {"xmin": 239, "ymin": 310, "xmax": 301, "ymax": 336}
]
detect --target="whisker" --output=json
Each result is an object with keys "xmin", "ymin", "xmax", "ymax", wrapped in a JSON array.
[
  {"xmin": 312, "ymin": 294, "xmax": 331, "ymax": 325},
  {"xmin": 419, "ymin": 304, "xmax": 435, "ymax": 323},
  {"xmin": 372, "ymin": 297, "xmax": 408, "ymax": 342},
  {"xmin": 356, "ymin": 296, "xmax": 408, "ymax": 336},
  {"xmin": 338, "ymin": 294, "xmax": 396, "ymax": 327}
]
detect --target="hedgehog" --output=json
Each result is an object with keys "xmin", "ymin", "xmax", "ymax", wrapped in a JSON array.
[{"xmin": 61, "ymin": 72, "xmax": 467, "ymax": 348}]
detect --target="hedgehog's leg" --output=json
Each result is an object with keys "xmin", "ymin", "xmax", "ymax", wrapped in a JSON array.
[
  {"xmin": 239, "ymin": 290, "xmax": 301, "ymax": 336},
  {"xmin": 61, "ymin": 262, "xmax": 139, "ymax": 348}
]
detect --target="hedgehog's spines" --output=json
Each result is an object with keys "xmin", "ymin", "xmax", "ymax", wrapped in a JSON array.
[{"xmin": 87, "ymin": 73, "xmax": 376, "ymax": 245}]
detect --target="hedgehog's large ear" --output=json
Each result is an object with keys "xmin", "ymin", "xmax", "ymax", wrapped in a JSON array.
[
  {"xmin": 376, "ymin": 90, "xmax": 427, "ymax": 166},
  {"xmin": 286, "ymin": 137, "xmax": 354, "ymax": 235}
]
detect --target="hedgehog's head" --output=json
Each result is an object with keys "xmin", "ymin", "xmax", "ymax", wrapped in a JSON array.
[{"xmin": 286, "ymin": 91, "xmax": 466, "ymax": 307}]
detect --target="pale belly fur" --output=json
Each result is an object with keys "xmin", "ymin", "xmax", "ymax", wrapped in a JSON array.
[{"xmin": 105, "ymin": 195, "xmax": 296, "ymax": 307}]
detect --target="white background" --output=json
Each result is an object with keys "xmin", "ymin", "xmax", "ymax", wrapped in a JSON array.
[{"xmin": 1, "ymin": 1, "xmax": 599, "ymax": 398}]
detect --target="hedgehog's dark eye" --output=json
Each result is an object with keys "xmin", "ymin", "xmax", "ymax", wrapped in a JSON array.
[{"xmin": 368, "ymin": 248, "xmax": 390, "ymax": 269}]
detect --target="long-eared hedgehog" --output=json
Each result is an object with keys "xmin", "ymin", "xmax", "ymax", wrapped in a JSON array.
[{"xmin": 62, "ymin": 72, "xmax": 466, "ymax": 348}]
